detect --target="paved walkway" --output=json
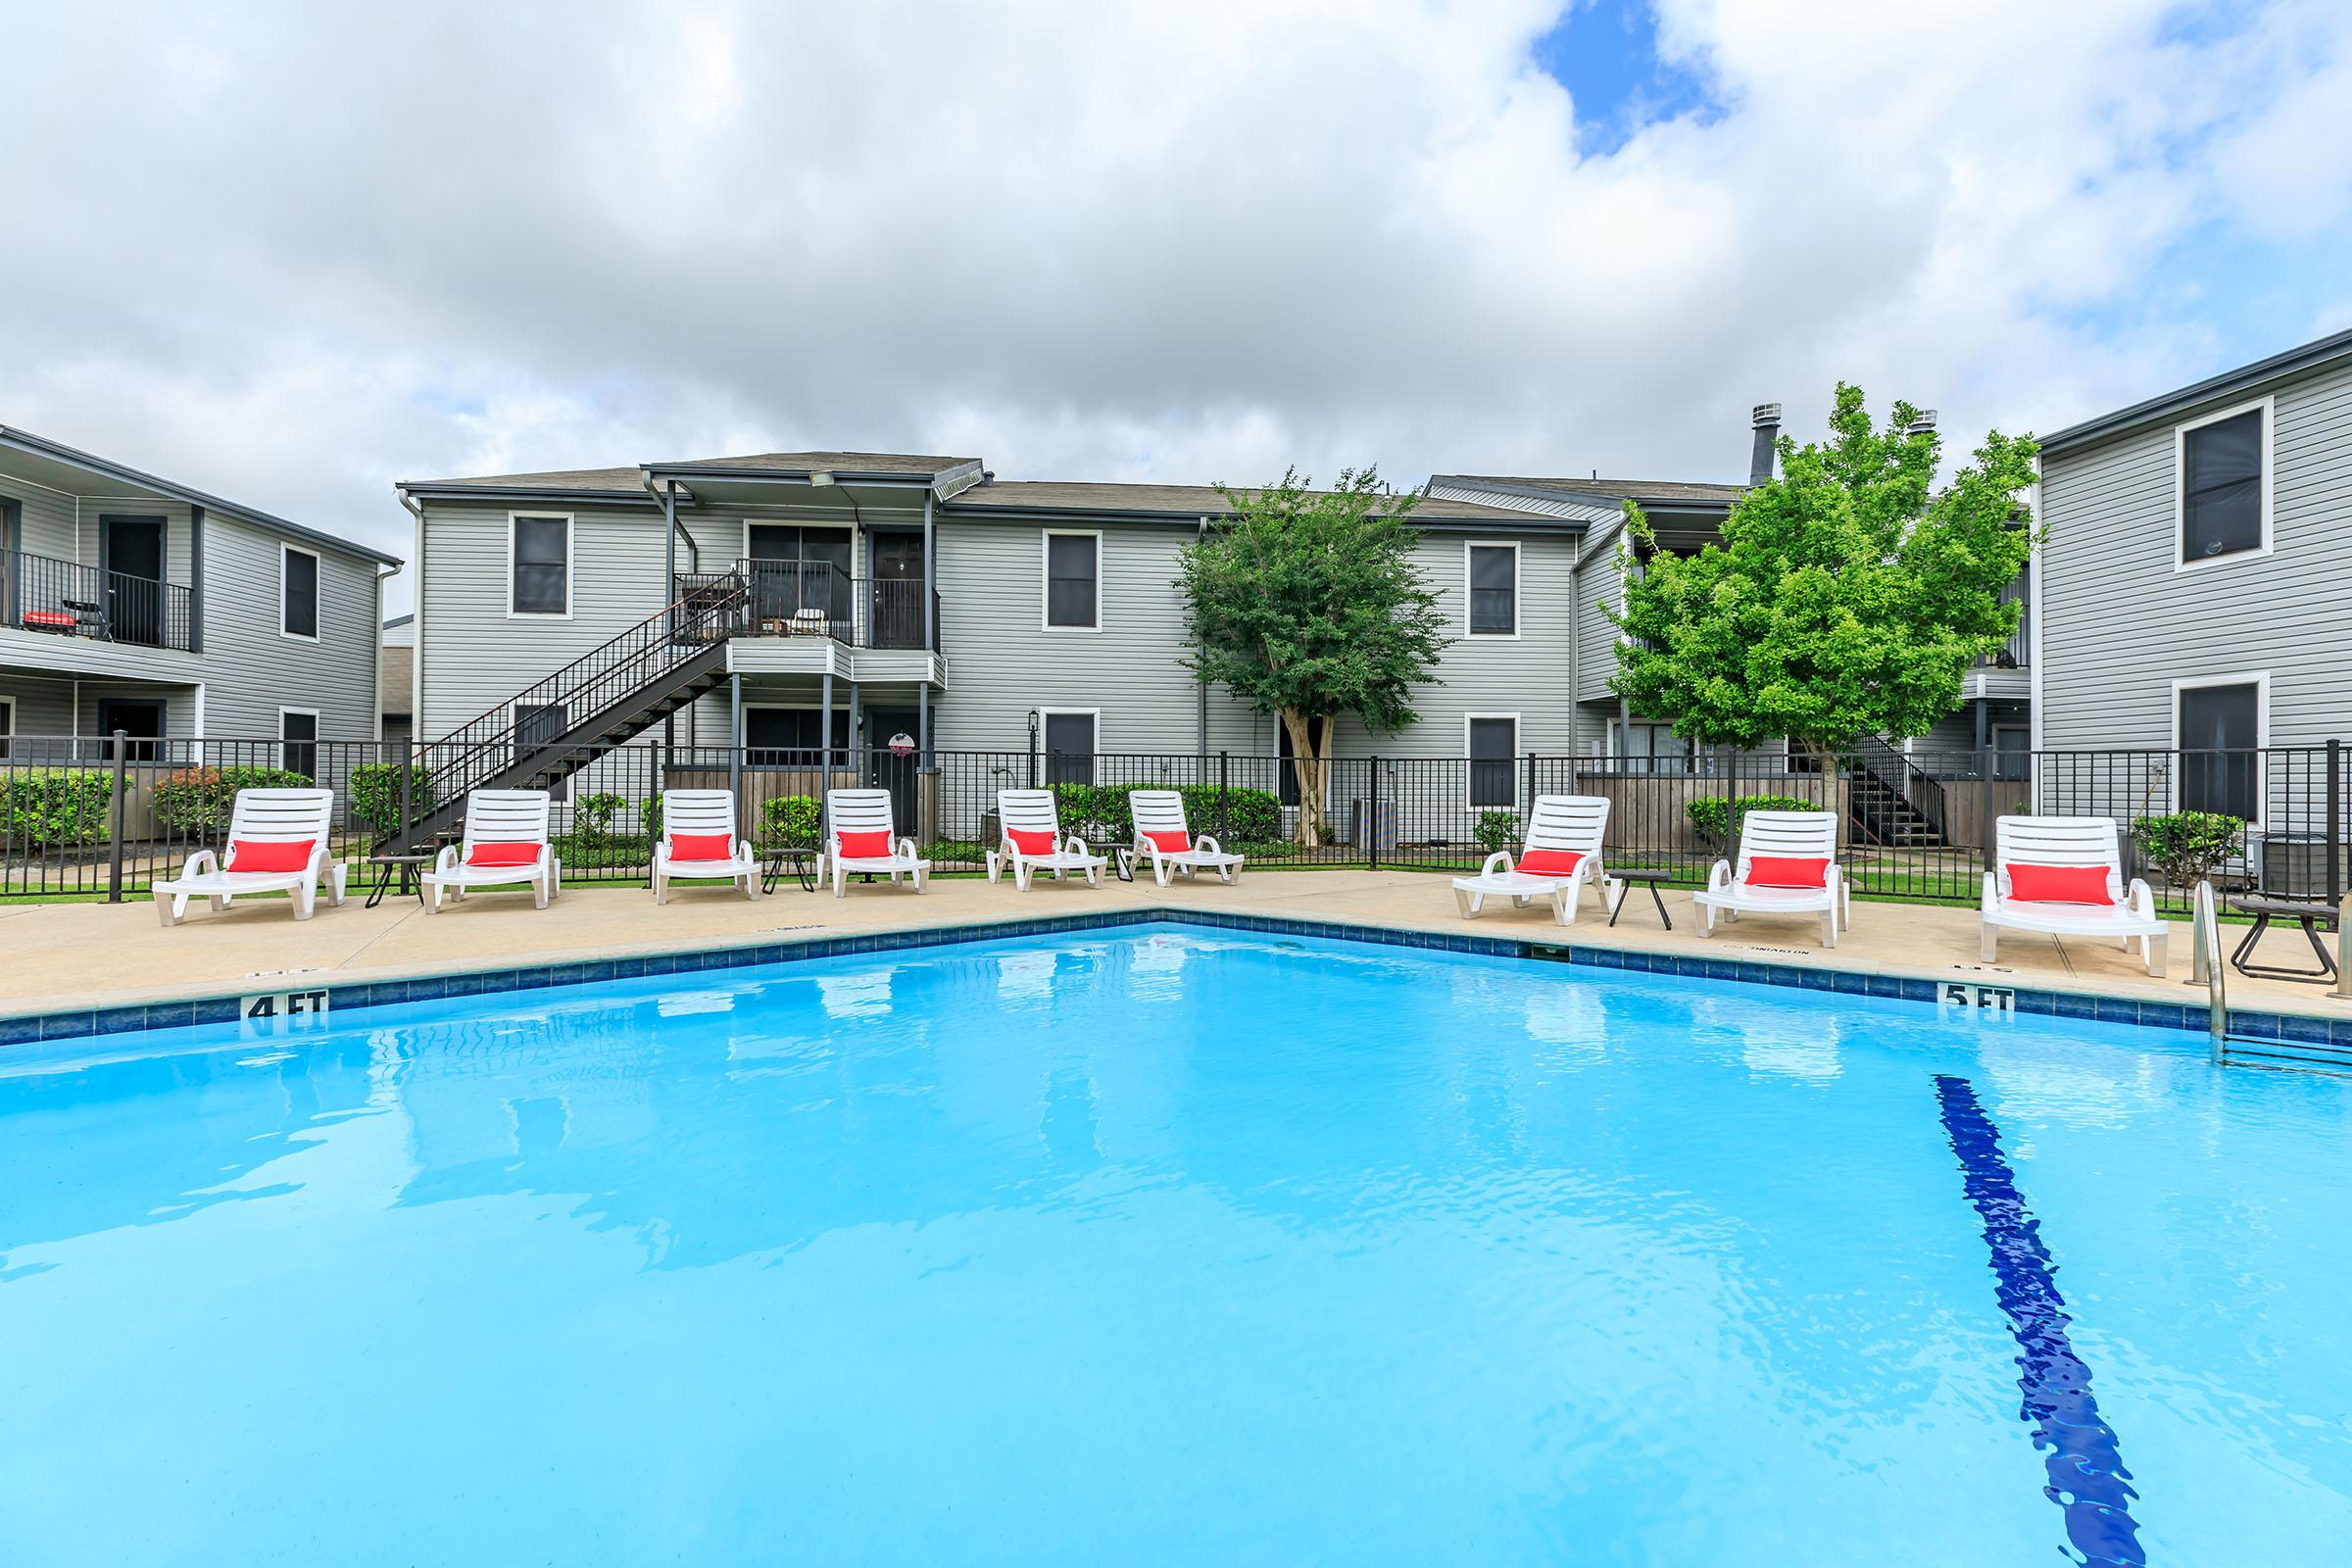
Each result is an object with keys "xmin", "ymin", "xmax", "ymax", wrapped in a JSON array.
[{"xmin": 4, "ymin": 867, "xmax": 2345, "ymax": 1024}]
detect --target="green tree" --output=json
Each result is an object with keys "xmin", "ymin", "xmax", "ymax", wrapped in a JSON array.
[
  {"xmin": 1610, "ymin": 384, "xmax": 2038, "ymax": 755},
  {"xmin": 1179, "ymin": 468, "xmax": 1447, "ymax": 845}
]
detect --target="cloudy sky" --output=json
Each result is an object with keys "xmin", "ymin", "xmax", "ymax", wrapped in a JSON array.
[{"xmin": 5, "ymin": 0, "xmax": 2349, "ymax": 611}]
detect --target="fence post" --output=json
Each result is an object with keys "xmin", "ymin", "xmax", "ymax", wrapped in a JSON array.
[
  {"xmin": 1367, "ymin": 756, "xmax": 1382, "ymax": 871},
  {"xmin": 1217, "ymin": 750, "xmax": 1230, "ymax": 845},
  {"xmin": 2328, "ymin": 738, "xmax": 2342, "ymax": 904},
  {"xmin": 1979, "ymin": 745, "xmax": 1996, "ymax": 876},
  {"xmin": 107, "ymin": 730, "xmax": 127, "ymax": 903},
  {"xmin": 1524, "ymin": 752, "xmax": 1537, "ymax": 819}
]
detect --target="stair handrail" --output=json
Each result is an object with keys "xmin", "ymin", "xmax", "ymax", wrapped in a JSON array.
[
  {"xmin": 407, "ymin": 573, "xmax": 750, "ymax": 834},
  {"xmin": 1850, "ymin": 734, "xmax": 1947, "ymax": 843}
]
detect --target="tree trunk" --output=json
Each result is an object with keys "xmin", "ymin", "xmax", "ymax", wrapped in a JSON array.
[{"xmin": 1282, "ymin": 710, "xmax": 1330, "ymax": 848}]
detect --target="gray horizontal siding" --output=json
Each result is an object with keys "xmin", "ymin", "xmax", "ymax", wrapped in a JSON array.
[
  {"xmin": 190, "ymin": 514, "xmax": 380, "ymax": 742},
  {"xmin": 2040, "ymin": 356, "xmax": 2352, "ymax": 750}
]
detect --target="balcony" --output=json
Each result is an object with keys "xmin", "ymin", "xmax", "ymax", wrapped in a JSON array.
[
  {"xmin": 677, "ymin": 561, "xmax": 942, "ymax": 652},
  {"xmin": 3, "ymin": 549, "xmax": 195, "ymax": 653}
]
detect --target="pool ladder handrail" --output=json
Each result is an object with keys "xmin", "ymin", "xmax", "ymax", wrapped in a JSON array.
[{"xmin": 2189, "ymin": 879, "xmax": 2227, "ymax": 1061}]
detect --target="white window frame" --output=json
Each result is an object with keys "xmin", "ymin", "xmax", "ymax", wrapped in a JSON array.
[
  {"xmin": 2173, "ymin": 395, "xmax": 2274, "ymax": 574},
  {"xmin": 2168, "ymin": 670, "xmax": 2270, "ymax": 829},
  {"xmin": 277, "ymin": 705, "xmax": 320, "ymax": 779},
  {"xmin": 507, "ymin": 512, "xmax": 575, "ymax": 620},
  {"xmin": 1464, "ymin": 540, "xmax": 1521, "ymax": 640},
  {"xmin": 1040, "ymin": 529, "xmax": 1102, "ymax": 632},
  {"xmin": 278, "ymin": 542, "xmax": 321, "ymax": 643},
  {"xmin": 1464, "ymin": 710, "xmax": 1521, "ymax": 811}
]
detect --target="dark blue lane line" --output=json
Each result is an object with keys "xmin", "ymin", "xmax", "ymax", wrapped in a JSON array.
[{"xmin": 1933, "ymin": 1073, "xmax": 2147, "ymax": 1568}]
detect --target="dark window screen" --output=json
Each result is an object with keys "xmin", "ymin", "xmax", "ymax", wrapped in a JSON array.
[
  {"xmin": 512, "ymin": 517, "xmax": 569, "ymax": 614},
  {"xmin": 1469, "ymin": 546, "xmax": 1516, "ymax": 634},
  {"xmin": 282, "ymin": 549, "xmax": 318, "ymax": 638},
  {"xmin": 2179, "ymin": 682, "xmax": 2258, "ymax": 821},
  {"xmin": 1469, "ymin": 716, "xmax": 1516, "ymax": 808},
  {"xmin": 1046, "ymin": 534, "xmax": 1098, "ymax": 628},
  {"xmin": 1044, "ymin": 711, "xmax": 1095, "ymax": 786},
  {"xmin": 280, "ymin": 710, "xmax": 318, "ymax": 781},
  {"xmin": 2181, "ymin": 409, "xmax": 2264, "ymax": 562}
]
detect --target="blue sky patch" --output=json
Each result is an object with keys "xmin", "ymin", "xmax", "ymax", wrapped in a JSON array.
[{"xmin": 1532, "ymin": 0, "xmax": 1721, "ymax": 155}]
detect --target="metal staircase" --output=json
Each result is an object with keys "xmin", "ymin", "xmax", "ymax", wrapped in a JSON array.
[
  {"xmin": 398, "ymin": 574, "xmax": 752, "ymax": 849},
  {"xmin": 1847, "ymin": 736, "xmax": 1947, "ymax": 849}
]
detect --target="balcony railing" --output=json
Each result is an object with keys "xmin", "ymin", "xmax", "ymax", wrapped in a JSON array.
[
  {"xmin": 683, "ymin": 560, "xmax": 943, "ymax": 652},
  {"xmin": 3, "ymin": 550, "xmax": 195, "ymax": 652}
]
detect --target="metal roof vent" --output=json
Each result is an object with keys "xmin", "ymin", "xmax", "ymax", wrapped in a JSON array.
[
  {"xmin": 1751, "ymin": 402, "xmax": 1783, "ymax": 427},
  {"xmin": 1907, "ymin": 410, "xmax": 1938, "ymax": 435}
]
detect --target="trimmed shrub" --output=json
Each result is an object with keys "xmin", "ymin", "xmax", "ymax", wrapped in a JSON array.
[
  {"xmin": 1180, "ymin": 783, "xmax": 1281, "ymax": 844},
  {"xmin": 1686, "ymin": 793, "xmax": 1818, "ymax": 845},
  {"xmin": 760, "ymin": 794, "xmax": 821, "ymax": 847},
  {"xmin": 2132, "ymin": 810, "xmax": 2244, "ymax": 886},
  {"xmin": 351, "ymin": 762, "xmax": 436, "ymax": 836},
  {"xmin": 552, "ymin": 832, "xmax": 651, "ymax": 872},
  {"xmin": 573, "ymin": 791, "xmax": 628, "ymax": 849},
  {"xmin": 1044, "ymin": 781, "xmax": 1285, "ymax": 846},
  {"xmin": 3, "ymin": 768, "xmax": 116, "ymax": 849},
  {"xmin": 150, "ymin": 765, "xmax": 311, "ymax": 836},
  {"xmin": 1474, "ymin": 809, "xmax": 1521, "ymax": 853}
]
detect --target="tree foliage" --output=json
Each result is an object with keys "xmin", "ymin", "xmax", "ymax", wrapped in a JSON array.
[
  {"xmin": 1610, "ymin": 384, "xmax": 2038, "ymax": 753},
  {"xmin": 1179, "ymin": 467, "xmax": 1447, "ymax": 844}
]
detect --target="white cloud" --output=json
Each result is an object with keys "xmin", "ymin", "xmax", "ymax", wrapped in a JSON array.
[{"xmin": 3, "ymin": 0, "xmax": 2349, "ymax": 612}]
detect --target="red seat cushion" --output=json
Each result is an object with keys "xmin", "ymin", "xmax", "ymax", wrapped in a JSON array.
[
  {"xmin": 837, "ymin": 830, "xmax": 895, "ymax": 858},
  {"xmin": 1745, "ymin": 855, "xmax": 1830, "ymax": 889},
  {"xmin": 228, "ymin": 838, "xmax": 315, "ymax": 874},
  {"xmin": 466, "ymin": 841, "xmax": 541, "ymax": 868},
  {"xmin": 670, "ymin": 832, "xmax": 735, "ymax": 861},
  {"xmin": 1146, "ymin": 830, "xmax": 1192, "ymax": 854},
  {"xmin": 1007, "ymin": 828, "xmax": 1058, "ymax": 856},
  {"xmin": 1514, "ymin": 849, "xmax": 1583, "ymax": 876},
  {"xmin": 2007, "ymin": 863, "xmax": 2114, "ymax": 905}
]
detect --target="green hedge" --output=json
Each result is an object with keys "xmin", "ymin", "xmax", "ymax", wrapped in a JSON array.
[
  {"xmin": 2132, "ymin": 810, "xmax": 2244, "ymax": 885},
  {"xmin": 3, "ymin": 768, "xmax": 116, "ymax": 849},
  {"xmin": 1048, "ymin": 782, "xmax": 1282, "ymax": 845},
  {"xmin": 1686, "ymin": 793, "xmax": 1820, "ymax": 844},
  {"xmin": 351, "ymin": 762, "xmax": 437, "ymax": 836},
  {"xmin": 760, "ymin": 794, "xmax": 822, "ymax": 847},
  {"xmin": 150, "ymin": 766, "xmax": 312, "ymax": 835}
]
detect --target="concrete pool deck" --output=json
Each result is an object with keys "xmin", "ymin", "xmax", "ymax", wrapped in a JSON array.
[{"xmin": 3, "ymin": 867, "xmax": 2347, "ymax": 1031}]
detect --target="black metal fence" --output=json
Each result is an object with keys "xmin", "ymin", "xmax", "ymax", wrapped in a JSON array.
[{"xmin": 5, "ymin": 733, "xmax": 2347, "ymax": 913}]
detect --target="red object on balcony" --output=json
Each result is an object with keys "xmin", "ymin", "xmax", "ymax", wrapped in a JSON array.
[{"xmin": 21, "ymin": 610, "xmax": 76, "ymax": 632}]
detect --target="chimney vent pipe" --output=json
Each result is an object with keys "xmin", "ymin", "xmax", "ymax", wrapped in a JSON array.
[{"xmin": 1748, "ymin": 402, "xmax": 1782, "ymax": 488}]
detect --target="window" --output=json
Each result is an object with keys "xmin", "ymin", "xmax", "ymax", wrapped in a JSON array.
[
  {"xmin": 2178, "ymin": 402, "xmax": 2268, "ymax": 566},
  {"xmin": 1467, "ymin": 543, "xmax": 1518, "ymax": 637},
  {"xmin": 1044, "ymin": 532, "xmax": 1099, "ymax": 629},
  {"xmin": 510, "ymin": 514, "xmax": 571, "ymax": 616},
  {"xmin": 281, "ymin": 546, "xmax": 320, "ymax": 639},
  {"xmin": 1614, "ymin": 720, "xmax": 1690, "ymax": 776},
  {"xmin": 279, "ymin": 709, "xmax": 318, "ymax": 782},
  {"xmin": 1042, "ymin": 710, "xmax": 1097, "ymax": 786},
  {"xmin": 96, "ymin": 698, "xmax": 166, "ymax": 762},
  {"xmin": 0, "ymin": 696, "xmax": 13, "ymax": 760},
  {"xmin": 2176, "ymin": 679, "xmax": 2262, "ymax": 823},
  {"xmin": 745, "ymin": 707, "xmax": 851, "ymax": 766},
  {"xmin": 1468, "ymin": 715, "xmax": 1517, "ymax": 808}
]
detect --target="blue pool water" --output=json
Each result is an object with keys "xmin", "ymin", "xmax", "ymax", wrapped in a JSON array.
[{"xmin": 2, "ymin": 924, "xmax": 2347, "ymax": 1564}]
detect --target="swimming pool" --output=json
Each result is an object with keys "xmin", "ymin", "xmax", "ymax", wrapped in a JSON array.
[{"xmin": 2, "ymin": 923, "xmax": 2344, "ymax": 1563}]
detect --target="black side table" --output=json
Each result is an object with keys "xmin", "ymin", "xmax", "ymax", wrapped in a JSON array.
[
  {"xmin": 760, "ymin": 846, "xmax": 821, "ymax": 895},
  {"xmin": 2221, "ymin": 895, "xmax": 2338, "ymax": 983},
  {"xmin": 1607, "ymin": 868, "xmax": 1675, "ymax": 929},
  {"xmin": 364, "ymin": 853, "xmax": 432, "ymax": 908}
]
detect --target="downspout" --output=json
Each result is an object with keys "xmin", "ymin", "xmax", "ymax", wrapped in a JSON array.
[
  {"xmin": 1195, "ymin": 514, "xmax": 1208, "ymax": 765},
  {"xmin": 398, "ymin": 487, "xmax": 426, "ymax": 747}
]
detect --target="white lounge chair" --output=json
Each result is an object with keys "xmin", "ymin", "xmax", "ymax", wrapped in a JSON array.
[
  {"xmin": 1451, "ymin": 794, "xmax": 1616, "ymax": 925},
  {"xmin": 987, "ymin": 788, "xmax": 1106, "ymax": 891},
  {"xmin": 824, "ymin": 787, "xmax": 930, "ymax": 897},
  {"xmin": 1693, "ymin": 808, "xmax": 1847, "ymax": 947},
  {"xmin": 1982, "ymin": 815, "xmax": 2168, "ymax": 976},
  {"xmin": 1121, "ymin": 789, "xmax": 1244, "ymax": 887},
  {"xmin": 653, "ymin": 789, "xmax": 759, "ymax": 903},
  {"xmin": 152, "ymin": 787, "xmax": 347, "ymax": 926},
  {"xmin": 421, "ymin": 790, "xmax": 560, "ymax": 911}
]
